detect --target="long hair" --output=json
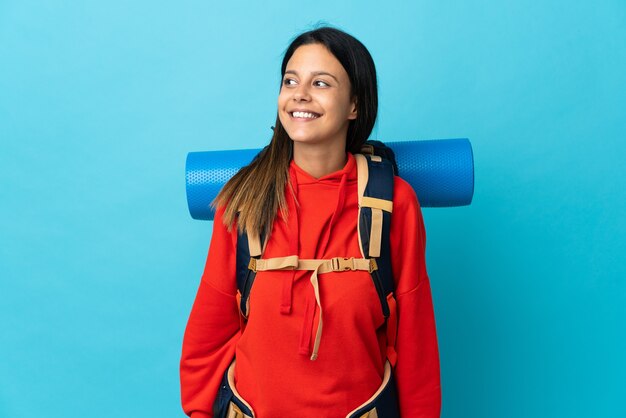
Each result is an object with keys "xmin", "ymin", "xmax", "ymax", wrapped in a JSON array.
[{"xmin": 213, "ymin": 26, "xmax": 378, "ymax": 235}]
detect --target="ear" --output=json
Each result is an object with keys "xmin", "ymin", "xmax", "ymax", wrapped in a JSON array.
[{"xmin": 348, "ymin": 97, "xmax": 358, "ymax": 120}]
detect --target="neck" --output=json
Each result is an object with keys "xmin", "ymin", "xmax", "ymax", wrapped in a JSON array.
[{"xmin": 292, "ymin": 141, "xmax": 347, "ymax": 179}]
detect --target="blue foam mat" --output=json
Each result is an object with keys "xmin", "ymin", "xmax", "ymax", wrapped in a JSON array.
[{"xmin": 186, "ymin": 138, "xmax": 474, "ymax": 220}]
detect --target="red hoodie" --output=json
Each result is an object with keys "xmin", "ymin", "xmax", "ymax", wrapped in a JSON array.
[{"xmin": 180, "ymin": 153, "xmax": 441, "ymax": 418}]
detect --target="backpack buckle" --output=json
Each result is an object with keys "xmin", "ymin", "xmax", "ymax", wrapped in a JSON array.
[
  {"xmin": 331, "ymin": 257, "xmax": 355, "ymax": 271},
  {"xmin": 369, "ymin": 258, "xmax": 378, "ymax": 273}
]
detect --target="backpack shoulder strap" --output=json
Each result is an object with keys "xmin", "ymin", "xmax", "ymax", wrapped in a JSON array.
[
  {"xmin": 355, "ymin": 153, "xmax": 395, "ymax": 316},
  {"xmin": 236, "ymin": 229, "xmax": 264, "ymax": 318},
  {"xmin": 356, "ymin": 150, "xmax": 399, "ymax": 367}
]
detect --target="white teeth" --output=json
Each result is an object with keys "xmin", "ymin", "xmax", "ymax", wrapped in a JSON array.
[{"xmin": 292, "ymin": 111, "xmax": 318, "ymax": 119}]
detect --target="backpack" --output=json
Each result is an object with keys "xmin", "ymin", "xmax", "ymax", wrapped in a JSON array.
[{"xmin": 235, "ymin": 140, "xmax": 399, "ymax": 364}]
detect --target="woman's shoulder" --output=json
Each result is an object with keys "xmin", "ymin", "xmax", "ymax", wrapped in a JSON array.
[
  {"xmin": 392, "ymin": 176, "xmax": 421, "ymax": 212},
  {"xmin": 211, "ymin": 204, "xmax": 239, "ymax": 247}
]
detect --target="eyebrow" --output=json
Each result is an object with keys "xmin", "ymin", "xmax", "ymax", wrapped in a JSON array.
[{"xmin": 284, "ymin": 70, "xmax": 339, "ymax": 83}]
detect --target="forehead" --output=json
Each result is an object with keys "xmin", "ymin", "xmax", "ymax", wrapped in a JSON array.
[{"xmin": 285, "ymin": 44, "xmax": 348, "ymax": 78}]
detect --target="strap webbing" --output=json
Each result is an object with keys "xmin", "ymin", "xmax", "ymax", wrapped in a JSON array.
[
  {"xmin": 361, "ymin": 196, "xmax": 393, "ymax": 213},
  {"xmin": 247, "ymin": 232, "xmax": 262, "ymax": 257},
  {"xmin": 251, "ymin": 255, "xmax": 376, "ymax": 274},
  {"xmin": 355, "ymin": 154, "xmax": 369, "ymax": 258},
  {"xmin": 369, "ymin": 208, "xmax": 383, "ymax": 258}
]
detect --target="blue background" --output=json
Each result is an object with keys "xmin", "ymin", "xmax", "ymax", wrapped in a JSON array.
[{"xmin": 1, "ymin": 1, "xmax": 624, "ymax": 417}]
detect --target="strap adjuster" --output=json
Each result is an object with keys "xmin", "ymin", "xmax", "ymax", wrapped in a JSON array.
[
  {"xmin": 248, "ymin": 257, "xmax": 257, "ymax": 272},
  {"xmin": 369, "ymin": 258, "xmax": 378, "ymax": 273}
]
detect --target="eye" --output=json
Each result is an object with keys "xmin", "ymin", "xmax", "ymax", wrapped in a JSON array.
[
  {"xmin": 283, "ymin": 78, "xmax": 297, "ymax": 86},
  {"xmin": 314, "ymin": 80, "xmax": 330, "ymax": 87}
]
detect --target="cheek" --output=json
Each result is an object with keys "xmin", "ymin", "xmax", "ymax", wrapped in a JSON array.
[
  {"xmin": 278, "ymin": 111, "xmax": 288, "ymax": 129},
  {"xmin": 326, "ymin": 95, "xmax": 352, "ymax": 118},
  {"xmin": 277, "ymin": 91, "xmax": 286, "ymax": 108},
  {"xmin": 277, "ymin": 92, "xmax": 289, "ymax": 121}
]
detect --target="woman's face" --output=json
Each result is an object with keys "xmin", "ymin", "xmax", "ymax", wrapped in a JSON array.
[{"xmin": 278, "ymin": 43, "xmax": 357, "ymax": 150}]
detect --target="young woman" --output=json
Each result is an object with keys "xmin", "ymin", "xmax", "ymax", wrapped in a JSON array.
[{"xmin": 180, "ymin": 26, "xmax": 441, "ymax": 418}]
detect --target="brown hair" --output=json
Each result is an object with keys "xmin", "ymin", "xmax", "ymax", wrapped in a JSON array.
[
  {"xmin": 212, "ymin": 122, "xmax": 292, "ymax": 235},
  {"xmin": 213, "ymin": 26, "xmax": 378, "ymax": 236}
]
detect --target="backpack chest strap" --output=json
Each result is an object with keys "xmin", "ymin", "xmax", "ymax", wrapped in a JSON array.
[
  {"xmin": 249, "ymin": 255, "xmax": 377, "ymax": 274},
  {"xmin": 249, "ymin": 255, "xmax": 377, "ymax": 361}
]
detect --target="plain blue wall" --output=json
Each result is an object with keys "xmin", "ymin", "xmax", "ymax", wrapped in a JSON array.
[{"xmin": 1, "ymin": 1, "xmax": 624, "ymax": 417}]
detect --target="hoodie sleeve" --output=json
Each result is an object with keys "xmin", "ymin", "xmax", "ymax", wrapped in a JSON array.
[
  {"xmin": 390, "ymin": 178, "xmax": 442, "ymax": 418},
  {"xmin": 180, "ymin": 207, "xmax": 241, "ymax": 418}
]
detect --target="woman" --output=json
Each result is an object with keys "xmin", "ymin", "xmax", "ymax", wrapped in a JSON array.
[{"xmin": 180, "ymin": 26, "xmax": 441, "ymax": 418}]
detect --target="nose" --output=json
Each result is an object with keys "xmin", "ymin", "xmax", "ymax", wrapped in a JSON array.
[{"xmin": 293, "ymin": 83, "xmax": 311, "ymax": 102}]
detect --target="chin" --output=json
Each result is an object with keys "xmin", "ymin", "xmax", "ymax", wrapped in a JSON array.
[
  {"xmin": 285, "ymin": 129, "xmax": 317, "ymax": 143},
  {"xmin": 290, "ymin": 136, "xmax": 321, "ymax": 145}
]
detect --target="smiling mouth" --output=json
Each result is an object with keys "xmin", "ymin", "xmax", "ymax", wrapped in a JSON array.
[{"xmin": 290, "ymin": 111, "xmax": 321, "ymax": 119}]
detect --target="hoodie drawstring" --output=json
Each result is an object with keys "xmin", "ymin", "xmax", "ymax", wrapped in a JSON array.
[
  {"xmin": 254, "ymin": 160, "xmax": 367, "ymax": 360},
  {"xmin": 279, "ymin": 171, "xmax": 300, "ymax": 315},
  {"xmin": 297, "ymin": 171, "xmax": 348, "ymax": 358}
]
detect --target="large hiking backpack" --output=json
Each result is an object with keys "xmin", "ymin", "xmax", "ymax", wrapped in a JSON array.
[{"xmin": 235, "ymin": 140, "xmax": 399, "ymax": 364}]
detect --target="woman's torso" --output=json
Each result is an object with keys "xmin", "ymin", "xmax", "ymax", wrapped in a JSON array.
[{"xmin": 234, "ymin": 154, "xmax": 389, "ymax": 417}]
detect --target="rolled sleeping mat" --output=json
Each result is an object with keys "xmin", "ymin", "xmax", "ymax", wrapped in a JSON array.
[{"xmin": 186, "ymin": 138, "xmax": 474, "ymax": 221}]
